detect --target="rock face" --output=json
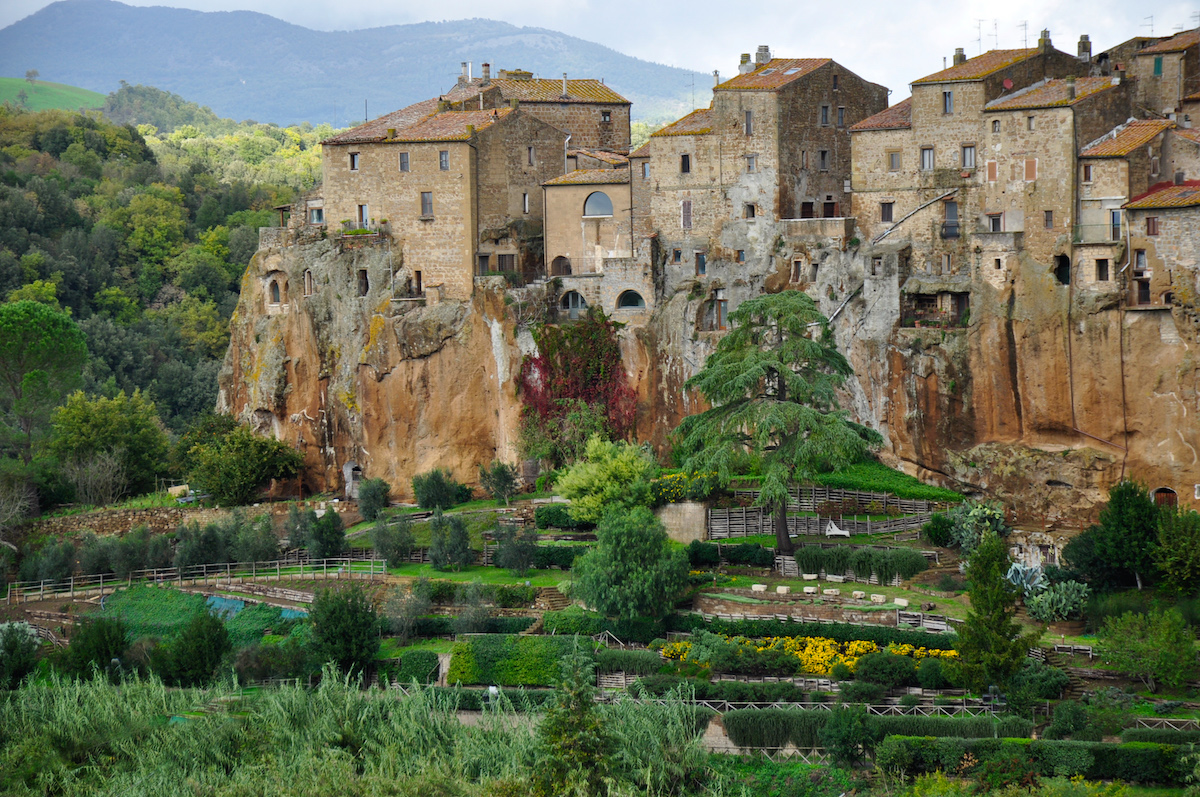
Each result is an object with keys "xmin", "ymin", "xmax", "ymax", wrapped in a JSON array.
[{"xmin": 222, "ymin": 229, "xmax": 1200, "ymax": 514}]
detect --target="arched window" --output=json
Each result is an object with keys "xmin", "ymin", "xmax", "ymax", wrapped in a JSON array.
[
  {"xmin": 583, "ymin": 191, "xmax": 613, "ymax": 217},
  {"xmin": 269, "ymin": 280, "xmax": 281, "ymax": 304},
  {"xmin": 551, "ymin": 256, "xmax": 572, "ymax": 276},
  {"xmin": 617, "ymin": 290, "xmax": 645, "ymax": 308},
  {"xmin": 561, "ymin": 290, "xmax": 587, "ymax": 320},
  {"xmin": 304, "ymin": 270, "xmax": 314, "ymax": 296},
  {"xmin": 1154, "ymin": 487, "xmax": 1178, "ymax": 507}
]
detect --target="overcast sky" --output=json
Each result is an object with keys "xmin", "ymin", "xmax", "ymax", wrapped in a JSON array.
[{"xmin": 5, "ymin": 0, "xmax": 1199, "ymax": 101}]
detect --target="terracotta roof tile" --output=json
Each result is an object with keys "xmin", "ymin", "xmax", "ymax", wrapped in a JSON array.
[
  {"xmin": 321, "ymin": 98, "xmax": 439, "ymax": 145},
  {"xmin": 390, "ymin": 108, "xmax": 514, "ymax": 142},
  {"xmin": 569, "ymin": 148, "xmax": 629, "ymax": 165},
  {"xmin": 715, "ymin": 58, "xmax": 830, "ymax": 91},
  {"xmin": 544, "ymin": 169, "xmax": 630, "ymax": 186},
  {"xmin": 1173, "ymin": 127, "xmax": 1200, "ymax": 145},
  {"xmin": 651, "ymin": 108, "xmax": 715, "ymax": 137},
  {"xmin": 444, "ymin": 76, "xmax": 628, "ymax": 105},
  {"xmin": 1186, "ymin": 89, "xmax": 1200, "ymax": 102},
  {"xmin": 913, "ymin": 48, "xmax": 1038, "ymax": 84},
  {"xmin": 1138, "ymin": 29, "xmax": 1199, "ymax": 55},
  {"xmin": 1123, "ymin": 180, "xmax": 1200, "ymax": 209},
  {"xmin": 849, "ymin": 97, "xmax": 912, "ymax": 131},
  {"xmin": 1080, "ymin": 119, "xmax": 1174, "ymax": 157},
  {"xmin": 628, "ymin": 142, "xmax": 651, "ymax": 159},
  {"xmin": 985, "ymin": 77, "xmax": 1120, "ymax": 110}
]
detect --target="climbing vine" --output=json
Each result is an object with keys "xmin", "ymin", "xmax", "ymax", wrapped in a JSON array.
[{"xmin": 517, "ymin": 308, "xmax": 636, "ymax": 466}]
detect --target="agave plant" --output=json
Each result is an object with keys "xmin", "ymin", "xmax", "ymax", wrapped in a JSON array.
[
  {"xmin": 1005, "ymin": 562, "xmax": 1047, "ymax": 597},
  {"xmin": 1027, "ymin": 580, "xmax": 1091, "ymax": 623}
]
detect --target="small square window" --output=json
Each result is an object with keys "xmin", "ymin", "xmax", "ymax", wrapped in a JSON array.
[
  {"xmin": 1096, "ymin": 258, "xmax": 1110, "ymax": 281},
  {"xmin": 792, "ymin": 259, "xmax": 804, "ymax": 281},
  {"xmin": 1135, "ymin": 249, "xmax": 1147, "ymax": 270},
  {"xmin": 641, "ymin": 162, "xmax": 650, "ymax": 179},
  {"xmin": 349, "ymin": 152, "xmax": 360, "ymax": 171},
  {"xmin": 399, "ymin": 152, "xmax": 409, "ymax": 172},
  {"xmin": 601, "ymin": 110, "xmax": 611, "ymax": 123},
  {"xmin": 746, "ymin": 154, "xmax": 757, "ymax": 173},
  {"xmin": 1147, "ymin": 216, "xmax": 1160, "ymax": 235},
  {"xmin": 887, "ymin": 151, "xmax": 901, "ymax": 171},
  {"xmin": 988, "ymin": 214, "xmax": 1002, "ymax": 232},
  {"xmin": 439, "ymin": 150, "xmax": 449, "ymax": 170},
  {"xmin": 818, "ymin": 150, "xmax": 829, "ymax": 171},
  {"xmin": 880, "ymin": 201, "xmax": 894, "ymax": 222},
  {"xmin": 743, "ymin": 203, "xmax": 756, "ymax": 219},
  {"xmin": 992, "ymin": 119, "xmax": 1001, "ymax": 133},
  {"xmin": 672, "ymin": 249, "xmax": 682, "ymax": 263},
  {"xmin": 308, "ymin": 208, "xmax": 324, "ymax": 224},
  {"xmin": 420, "ymin": 192, "xmax": 433, "ymax": 217},
  {"xmin": 871, "ymin": 256, "xmax": 882, "ymax": 276},
  {"xmin": 1154, "ymin": 55, "xmax": 1163, "ymax": 76},
  {"xmin": 1027, "ymin": 116, "xmax": 1035, "ymax": 131},
  {"xmin": 941, "ymin": 253, "xmax": 952, "ymax": 273},
  {"xmin": 1044, "ymin": 210, "xmax": 1054, "ymax": 229},
  {"xmin": 961, "ymin": 145, "xmax": 975, "ymax": 169},
  {"xmin": 736, "ymin": 250, "xmax": 746, "ymax": 262},
  {"xmin": 680, "ymin": 153, "xmax": 691, "ymax": 173},
  {"xmin": 1083, "ymin": 164, "xmax": 1093, "ymax": 182},
  {"xmin": 994, "ymin": 258, "xmax": 1003, "ymax": 270},
  {"xmin": 1151, "ymin": 156, "xmax": 1160, "ymax": 176},
  {"xmin": 695, "ymin": 252, "xmax": 707, "ymax": 276}
]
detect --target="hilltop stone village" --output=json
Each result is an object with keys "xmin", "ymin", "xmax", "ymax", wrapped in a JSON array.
[{"xmin": 219, "ymin": 28, "xmax": 1200, "ymax": 564}]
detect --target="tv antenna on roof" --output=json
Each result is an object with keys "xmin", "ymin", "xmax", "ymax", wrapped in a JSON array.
[
  {"xmin": 1018, "ymin": 20, "xmax": 1028, "ymax": 49},
  {"xmin": 976, "ymin": 19, "xmax": 985, "ymax": 54},
  {"xmin": 1143, "ymin": 15, "xmax": 1154, "ymax": 35},
  {"xmin": 992, "ymin": 20, "xmax": 999, "ymax": 49}
]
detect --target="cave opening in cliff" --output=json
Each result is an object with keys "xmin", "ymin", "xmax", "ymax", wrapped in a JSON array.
[
  {"xmin": 357, "ymin": 269, "xmax": 369, "ymax": 296},
  {"xmin": 1054, "ymin": 255, "xmax": 1070, "ymax": 286}
]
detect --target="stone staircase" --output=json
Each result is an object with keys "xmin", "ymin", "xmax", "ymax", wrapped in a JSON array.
[
  {"xmin": 534, "ymin": 586, "xmax": 571, "ymax": 612},
  {"xmin": 1044, "ymin": 648, "xmax": 1087, "ymax": 701}
]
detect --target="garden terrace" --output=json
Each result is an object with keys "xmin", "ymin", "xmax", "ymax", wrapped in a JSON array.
[{"xmin": 709, "ymin": 506, "xmax": 932, "ymax": 539}]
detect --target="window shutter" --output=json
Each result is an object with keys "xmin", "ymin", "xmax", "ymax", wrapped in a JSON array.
[
  {"xmin": 681, "ymin": 200, "xmax": 692, "ymax": 230},
  {"xmin": 986, "ymin": 161, "xmax": 997, "ymax": 182},
  {"xmin": 1024, "ymin": 158, "xmax": 1037, "ymax": 181}
]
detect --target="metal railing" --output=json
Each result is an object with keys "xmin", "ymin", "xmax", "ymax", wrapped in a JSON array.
[{"xmin": 1072, "ymin": 223, "xmax": 1122, "ymax": 244}]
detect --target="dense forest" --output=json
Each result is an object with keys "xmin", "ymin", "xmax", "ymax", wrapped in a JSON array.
[{"xmin": 0, "ymin": 88, "xmax": 331, "ymax": 518}]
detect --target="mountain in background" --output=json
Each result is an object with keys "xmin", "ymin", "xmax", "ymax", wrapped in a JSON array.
[{"xmin": 0, "ymin": 0, "xmax": 710, "ymax": 126}]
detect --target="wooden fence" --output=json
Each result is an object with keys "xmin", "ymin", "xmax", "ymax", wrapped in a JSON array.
[
  {"xmin": 731, "ymin": 485, "xmax": 951, "ymax": 515},
  {"xmin": 773, "ymin": 556, "xmax": 905, "ymax": 585},
  {"xmin": 1135, "ymin": 717, "xmax": 1200, "ymax": 730},
  {"xmin": 709, "ymin": 507, "xmax": 932, "ymax": 539},
  {"xmin": 897, "ymin": 610, "xmax": 964, "ymax": 633},
  {"xmin": 5, "ymin": 555, "xmax": 386, "ymax": 604}
]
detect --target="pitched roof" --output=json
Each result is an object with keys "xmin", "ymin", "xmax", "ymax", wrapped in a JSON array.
[
  {"xmin": 985, "ymin": 77, "xmax": 1120, "ymax": 110},
  {"xmin": 1173, "ymin": 127, "xmax": 1200, "ymax": 145},
  {"xmin": 321, "ymin": 98, "xmax": 439, "ymax": 145},
  {"xmin": 913, "ymin": 48, "xmax": 1038, "ymax": 84},
  {"xmin": 391, "ymin": 108, "xmax": 515, "ymax": 142},
  {"xmin": 445, "ymin": 76, "xmax": 628, "ymax": 105},
  {"xmin": 1123, "ymin": 180, "xmax": 1200, "ymax": 209},
  {"xmin": 628, "ymin": 142, "xmax": 651, "ymax": 159},
  {"xmin": 1138, "ymin": 29, "xmax": 1199, "ymax": 55},
  {"xmin": 714, "ymin": 58, "xmax": 830, "ymax": 90},
  {"xmin": 569, "ymin": 148, "xmax": 628, "ymax": 165},
  {"xmin": 651, "ymin": 108, "xmax": 715, "ymax": 137},
  {"xmin": 849, "ymin": 97, "xmax": 912, "ymax": 131},
  {"xmin": 1186, "ymin": 89, "xmax": 1200, "ymax": 102},
  {"xmin": 1080, "ymin": 119, "xmax": 1174, "ymax": 157},
  {"xmin": 544, "ymin": 169, "xmax": 630, "ymax": 187}
]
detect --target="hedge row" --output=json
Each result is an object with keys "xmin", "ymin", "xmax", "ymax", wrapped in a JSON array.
[
  {"xmin": 792, "ymin": 545, "xmax": 929, "ymax": 583},
  {"xmin": 534, "ymin": 505, "xmax": 590, "ymax": 530},
  {"xmin": 429, "ymin": 686, "xmax": 559, "ymax": 710},
  {"xmin": 687, "ymin": 542, "xmax": 776, "ymax": 569},
  {"xmin": 722, "ymin": 709, "xmax": 1031, "ymax": 749},
  {"xmin": 426, "ymin": 582, "xmax": 539, "ymax": 607},
  {"xmin": 378, "ymin": 650, "xmax": 440, "ymax": 685},
  {"xmin": 665, "ymin": 614, "xmax": 957, "ymax": 650},
  {"xmin": 531, "ymin": 546, "xmax": 587, "ymax": 570},
  {"xmin": 1120, "ymin": 727, "xmax": 1200, "ymax": 744},
  {"xmin": 543, "ymin": 608, "xmax": 663, "ymax": 644},
  {"xmin": 631, "ymin": 675, "xmax": 810, "ymax": 704},
  {"xmin": 875, "ymin": 736, "xmax": 1188, "ymax": 785},
  {"xmin": 447, "ymin": 634, "xmax": 590, "ymax": 686},
  {"xmin": 412, "ymin": 616, "xmax": 536, "ymax": 637},
  {"xmin": 595, "ymin": 648, "xmax": 665, "ymax": 675}
]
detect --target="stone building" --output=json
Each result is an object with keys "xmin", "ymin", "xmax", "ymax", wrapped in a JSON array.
[
  {"xmin": 444, "ymin": 64, "xmax": 631, "ymax": 152},
  {"xmin": 1127, "ymin": 28, "xmax": 1199, "ymax": 117},
  {"xmin": 319, "ymin": 106, "xmax": 566, "ymax": 300}
]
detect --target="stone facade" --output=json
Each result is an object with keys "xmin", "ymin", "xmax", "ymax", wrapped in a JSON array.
[{"xmin": 1128, "ymin": 29, "xmax": 1200, "ymax": 115}]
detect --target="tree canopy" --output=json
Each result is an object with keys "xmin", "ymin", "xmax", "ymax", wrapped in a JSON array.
[
  {"xmin": 49, "ymin": 389, "xmax": 169, "ymax": 496},
  {"xmin": 674, "ymin": 291, "xmax": 877, "ymax": 553}
]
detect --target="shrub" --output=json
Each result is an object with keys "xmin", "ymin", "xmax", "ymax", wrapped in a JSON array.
[
  {"xmin": 853, "ymin": 651, "xmax": 916, "ymax": 689},
  {"xmin": 0, "ymin": 622, "xmax": 39, "ymax": 689},
  {"xmin": 309, "ymin": 585, "xmax": 380, "ymax": 676},
  {"xmin": 494, "ymin": 523, "xmax": 538, "ymax": 576},
  {"xmin": 371, "ymin": 515, "xmax": 414, "ymax": 567},
  {"xmin": 595, "ymin": 648, "xmax": 663, "ymax": 675},
  {"xmin": 543, "ymin": 607, "xmax": 662, "ymax": 644},
  {"xmin": 838, "ymin": 681, "xmax": 885, "ymax": 703},
  {"xmin": 153, "ymin": 609, "xmax": 231, "ymax": 687},
  {"xmin": 722, "ymin": 543, "xmax": 775, "ymax": 568},
  {"xmin": 663, "ymin": 614, "xmax": 958, "ymax": 650},
  {"xmin": 821, "ymin": 705, "xmax": 881, "ymax": 766},
  {"xmin": 686, "ymin": 540, "xmax": 721, "ymax": 568},
  {"xmin": 380, "ymin": 649, "xmax": 440, "ymax": 685},
  {"xmin": 1027, "ymin": 580, "xmax": 1091, "ymax": 623},
  {"xmin": 917, "ymin": 657, "xmax": 951, "ymax": 689},
  {"xmin": 478, "ymin": 460, "xmax": 518, "ymax": 506},
  {"xmin": 18, "ymin": 539, "xmax": 75, "ymax": 583},
  {"xmin": 1009, "ymin": 659, "xmax": 1070, "ymax": 701},
  {"xmin": 60, "ymin": 617, "xmax": 129, "ymax": 680},
  {"xmin": 534, "ymin": 504, "xmax": 583, "ymax": 530},
  {"xmin": 871, "ymin": 715, "xmax": 1033, "ymax": 739},
  {"xmin": 428, "ymin": 511, "xmax": 472, "ymax": 571},
  {"xmin": 412, "ymin": 469, "xmax": 471, "ymax": 510},
  {"xmin": 532, "ymin": 545, "xmax": 586, "ymax": 570},
  {"xmin": 357, "ymin": 477, "xmax": 390, "ymax": 521},
  {"xmin": 446, "ymin": 634, "xmax": 589, "ymax": 686},
  {"xmin": 308, "ymin": 510, "xmax": 346, "ymax": 559}
]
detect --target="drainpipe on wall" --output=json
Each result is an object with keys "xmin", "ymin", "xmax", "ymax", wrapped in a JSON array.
[{"xmin": 563, "ymin": 134, "xmax": 571, "ymax": 175}]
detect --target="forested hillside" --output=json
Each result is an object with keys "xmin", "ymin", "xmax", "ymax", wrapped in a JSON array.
[
  {"xmin": 1, "ymin": 0, "xmax": 710, "ymax": 124},
  {"xmin": 0, "ymin": 103, "xmax": 321, "ymax": 513}
]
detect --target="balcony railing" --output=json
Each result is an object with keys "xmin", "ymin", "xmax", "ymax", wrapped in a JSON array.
[
  {"xmin": 940, "ymin": 222, "xmax": 960, "ymax": 239},
  {"xmin": 1072, "ymin": 223, "xmax": 1122, "ymax": 244}
]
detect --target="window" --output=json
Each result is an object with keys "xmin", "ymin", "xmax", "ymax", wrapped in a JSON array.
[
  {"xmin": 988, "ymin": 213, "xmax": 1003, "ymax": 232},
  {"xmin": 746, "ymin": 154, "xmax": 757, "ymax": 173},
  {"xmin": 414, "ymin": 270, "xmax": 422, "ymax": 295},
  {"xmin": 942, "ymin": 200, "xmax": 959, "ymax": 238},
  {"xmin": 818, "ymin": 150, "xmax": 829, "ymax": 170},
  {"xmin": 736, "ymin": 249, "xmax": 746, "ymax": 262},
  {"xmin": 832, "ymin": 74, "xmax": 839, "ymax": 90},
  {"xmin": 871, "ymin": 256, "xmax": 882, "ymax": 276},
  {"xmin": 357, "ymin": 269, "xmax": 369, "ymax": 296},
  {"xmin": 986, "ymin": 160, "xmax": 998, "ymax": 182},
  {"xmin": 561, "ymin": 290, "xmax": 587, "ymax": 320},
  {"xmin": 1044, "ymin": 210, "xmax": 1054, "ymax": 229},
  {"xmin": 680, "ymin": 153, "xmax": 691, "ymax": 173},
  {"xmin": 1147, "ymin": 216, "xmax": 1160, "ymax": 235},
  {"xmin": 269, "ymin": 280, "xmax": 281, "ymax": 304},
  {"xmin": 497, "ymin": 253, "xmax": 516, "ymax": 271},
  {"xmin": 303, "ymin": 270, "xmax": 313, "ymax": 296},
  {"xmin": 357, "ymin": 204, "xmax": 369, "ymax": 225},
  {"xmin": 920, "ymin": 147, "xmax": 934, "ymax": 171},
  {"xmin": 941, "ymin": 253, "xmax": 952, "ymax": 273},
  {"xmin": 695, "ymin": 251, "xmax": 706, "ymax": 276},
  {"xmin": 308, "ymin": 208, "xmax": 324, "ymax": 224},
  {"xmin": 1135, "ymin": 249, "xmax": 1147, "ymax": 271},
  {"xmin": 801, "ymin": 151, "xmax": 808, "ymax": 169},
  {"xmin": 1151, "ymin": 156, "xmax": 1160, "ymax": 176},
  {"xmin": 477, "ymin": 254, "xmax": 490, "ymax": 274},
  {"xmin": 349, "ymin": 152, "xmax": 360, "ymax": 171},
  {"xmin": 880, "ymin": 201, "xmax": 894, "ymax": 222},
  {"xmin": 681, "ymin": 200, "xmax": 692, "ymax": 230},
  {"xmin": 823, "ymin": 201, "xmax": 837, "ymax": 217},
  {"xmin": 792, "ymin": 259, "xmax": 804, "ymax": 281},
  {"xmin": 1154, "ymin": 55, "xmax": 1163, "ymax": 76},
  {"xmin": 744, "ymin": 110, "xmax": 753, "ymax": 135},
  {"xmin": 399, "ymin": 152, "xmax": 409, "ymax": 172},
  {"xmin": 743, "ymin": 203, "xmax": 756, "ymax": 219},
  {"xmin": 1027, "ymin": 116, "xmax": 1035, "ymax": 131},
  {"xmin": 641, "ymin": 162, "xmax": 650, "ymax": 179},
  {"xmin": 1082, "ymin": 163, "xmax": 1093, "ymax": 182},
  {"xmin": 420, "ymin": 192, "xmax": 433, "ymax": 217},
  {"xmin": 994, "ymin": 258, "xmax": 1003, "ymax": 270},
  {"xmin": 439, "ymin": 150, "xmax": 449, "ymax": 170},
  {"xmin": 713, "ymin": 289, "xmax": 728, "ymax": 330},
  {"xmin": 601, "ymin": 110, "xmax": 611, "ymax": 123},
  {"xmin": 527, "ymin": 146, "xmax": 535, "ymax": 166},
  {"xmin": 801, "ymin": 201, "xmax": 815, "ymax": 218},
  {"xmin": 942, "ymin": 91, "xmax": 953, "ymax": 114},
  {"xmin": 820, "ymin": 105, "xmax": 830, "ymax": 125},
  {"xmin": 672, "ymin": 249, "xmax": 682, "ymax": 263},
  {"xmin": 887, "ymin": 151, "xmax": 901, "ymax": 171},
  {"xmin": 961, "ymin": 145, "xmax": 975, "ymax": 169},
  {"xmin": 1024, "ymin": 158, "xmax": 1037, "ymax": 181},
  {"xmin": 992, "ymin": 119, "xmax": 1001, "ymax": 133},
  {"xmin": 837, "ymin": 106, "xmax": 845, "ymax": 127},
  {"xmin": 1054, "ymin": 255, "xmax": 1070, "ymax": 285},
  {"xmin": 522, "ymin": 192, "xmax": 529, "ymax": 214},
  {"xmin": 583, "ymin": 191, "xmax": 613, "ymax": 217},
  {"xmin": 1110, "ymin": 209, "xmax": 1122, "ymax": 240},
  {"xmin": 617, "ymin": 290, "xmax": 645, "ymax": 308},
  {"xmin": 550, "ymin": 256, "xmax": 571, "ymax": 276},
  {"xmin": 1096, "ymin": 258, "xmax": 1109, "ymax": 281}
]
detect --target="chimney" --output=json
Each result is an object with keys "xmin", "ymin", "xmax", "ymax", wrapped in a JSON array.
[
  {"xmin": 1175, "ymin": 171, "xmax": 1186, "ymax": 185},
  {"xmin": 386, "ymin": 128, "xmax": 396, "ymax": 138},
  {"xmin": 465, "ymin": 124, "xmax": 475, "ymax": 137},
  {"xmin": 1066, "ymin": 75, "xmax": 1076, "ymax": 100},
  {"xmin": 510, "ymin": 98, "xmax": 519, "ymax": 110},
  {"xmin": 755, "ymin": 45, "xmax": 771, "ymax": 65},
  {"xmin": 481, "ymin": 62, "xmax": 491, "ymax": 82},
  {"xmin": 562, "ymin": 72, "xmax": 568, "ymax": 97},
  {"xmin": 738, "ymin": 53, "xmax": 754, "ymax": 74},
  {"xmin": 952, "ymin": 47, "xmax": 967, "ymax": 66},
  {"xmin": 437, "ymin": 100, "xmax": 450, "ymax": 112},
  {"xmin": 1078, "ymin": 34, "xmax": 1092, "ymax": 61},
  {"xmin": 1038, "ymin": 29, "xmax": 1052, "ymax": 54},
  {"xmin": 713, "ymin": 70, "xmax": 720, "ymax": 87},
  {"xmin": 458, "ymin": 62, "xmax": 469, "ymax": 86}
]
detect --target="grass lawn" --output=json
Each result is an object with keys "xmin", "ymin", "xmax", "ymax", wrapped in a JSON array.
[
  {"xmin": 0, "ymin": 78, "xmax": 105, "ymax": 111},
  {"xmin": 708, "ymin": 574, "xmax": 972, "ymax": 621},
  {"xmin": 385, "ymin": 562, "xmax": 565, "ymax": 587},
  {"xmin": 379, "ymin": 637, "xmax": 455, "ymax": 658},
  {"xmin": 728, "ymin": 460, "xmax": 965, "ymax": 502}
]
